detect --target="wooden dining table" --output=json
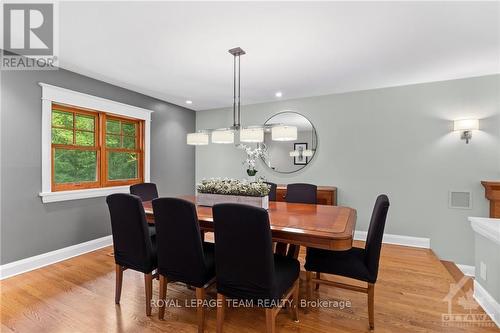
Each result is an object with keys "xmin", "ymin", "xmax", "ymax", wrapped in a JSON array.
[{"xmin": 143, "ymin": 195, "xmax": 357, "ymax": 251}]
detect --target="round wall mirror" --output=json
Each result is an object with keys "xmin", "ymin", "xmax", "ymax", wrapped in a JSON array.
[{"xmin": 262, "ymin": 111, "xmax": 318, "ymax": 173}]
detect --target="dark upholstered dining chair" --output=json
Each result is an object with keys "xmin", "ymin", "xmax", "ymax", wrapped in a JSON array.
[
  {"xmin": 130, "ymin": 182, "xmax": 158, "ymax": 230},
  {"xmin": 152, "ymin": 198, "xmax": 215, "ymax": 332},
  {"xmin": 304, "ymin": 194, "xmax": 390, "ymax": 330},
  {"xmin": 130, "ymin": 183, "xmax": 159, "ymax": 202},
  {"xmin": 212, "ymin": 203, "xmax": 300, "ymax": 333},
  {"xmin": 281, "ymin": 183, "xmax": 318, "ymax": 257},
  {"xmin": 285, "ymin": 183, "xmax": 317, "ymax": 204},
  {"xmin": 106, "ymin": 193, "xmax": 157, "ymax": 316},
  {"xmin": 264, "ymin": 182, "xmax": 277, "ymax": 201}
]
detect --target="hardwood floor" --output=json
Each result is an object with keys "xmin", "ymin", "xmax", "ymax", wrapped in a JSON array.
[
  {"xmin": 1, "ymin": 241, "xmax": 498, "ymax": 332},
  {"xmin": 441, "ymin": 260, "xmax": 474, "ymax": 291}
]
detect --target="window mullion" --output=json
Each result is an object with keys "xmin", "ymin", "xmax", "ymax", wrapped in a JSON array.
[
  {"xmin": 100, "ymin": 113, "xmax": 106, "ymax": 188},
  {"xmin": 72, "ymin": 112, "xmax": 76, "ymax": 145},
  {"xmin": 96, "ymin": 112, "xmax": 101, "ymax": 188}
]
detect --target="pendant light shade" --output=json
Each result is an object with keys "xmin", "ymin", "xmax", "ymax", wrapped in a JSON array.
[
  {"xmin": 211, "ymin": 129, "xmax": 234, "ymax": 144},
  {"xmin": 302, "ymin": 149, "xmax": 314, "ymax": 157},
  {"xmin": 187, "ymin": 132, "xmax": 209, "ymax": 145},
  {"xmin": 240, "ymin": 127, "xmax": 264, "ymax": 143},
  {"xmin": 272, "ymin": 125, "xmax": 297, "ymax": 141}
]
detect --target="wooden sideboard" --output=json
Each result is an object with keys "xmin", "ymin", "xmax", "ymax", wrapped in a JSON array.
[
  {"xmin": 481, "ymin": 181, "xmax": 500, "ymax": 218},
  {"xmin": 275, "ymin": 185, "xmax": 337, "ymax": 206}
]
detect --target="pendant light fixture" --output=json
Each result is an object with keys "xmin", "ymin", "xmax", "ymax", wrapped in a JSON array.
[
  {"xmin": 302, "ymin": 149, "xmax": 314, "ymax": 157},
  {"xmin": 272, "ymin": 125, "xmax": 297, "ymax": 141},
  {"xmin": 240, "ymin": 127, "xmax": 264, "ymax": 143},
  {"xmin": 187, "ymin": 47, "xmax": 297, "ymax": 145},
  {"xmin": 186, "ymin": 132, "xmax": 209, "ymax": 145},
  {"xmin": 211, "ymin": 128, "xmax": 234, "ymax": 144}
]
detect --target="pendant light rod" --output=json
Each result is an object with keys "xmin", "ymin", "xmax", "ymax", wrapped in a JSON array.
[
  {"xmin": 238, "ymin": 54, "xmax": 241, "ymax": 126},
  {"xmin": 233, "ymin": 53, "xmax": 236, "ymax": 127},
  {"xmin": 229, "ymin": 47, "xmax": 245, "ymax": 128}
]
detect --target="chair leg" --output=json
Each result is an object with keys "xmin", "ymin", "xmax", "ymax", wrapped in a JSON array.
[
  {"xmin": 315, "ymin": 272, "xmax": 321, "ymax": 290},
  {"xmin": 368, "ymin": 283, "xmax": 375, "ymax": 330},
  {"xmin": 265, "ymin": 308, "xmax": 276, "ymax": 333},
  {"xmin": 196, "ymin": 288, "xmax": 206, "ymax": 333},
  {"xmin": 144, "ymin": 273, "xmax": 153, "ymax": 316},
  {"xmin": 305, "ymin": 271, "xmax": 312, "ymax": 313},
  {"xmin": 275, "ymin": 242, "xmax": 288, "ymax": 256},
  {"xmin": 115, "ymin": 264, "xmax": 123, "ymax": 304},
  {"xmin": 291, "ymin": 279, "xmax": 299, "ymax": 322},
  {"xmin": 216, "ymin": 293, "xmax": 226, "ymax": 333},
  {"xmin": 158, "ymin": 275, "xmax": 167, "ymax": 320},
  {"xmin": 287, "ymin": 245, "xmax": 300, "ymax": 259}
]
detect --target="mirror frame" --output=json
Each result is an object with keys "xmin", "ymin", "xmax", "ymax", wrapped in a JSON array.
[{"xmin": 261, "ymin": 111, "xmax": 318, "ymax": 174}]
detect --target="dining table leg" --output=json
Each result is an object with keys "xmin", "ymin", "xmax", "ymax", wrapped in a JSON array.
[{"xmin": 315, "ymin": 272, "xmax": 321, "ymax": 290}]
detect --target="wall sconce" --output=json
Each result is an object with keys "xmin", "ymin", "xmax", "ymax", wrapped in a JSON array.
[{"xmin": 454, "ymin": 119, "xmax": 479, "ymax": 144}]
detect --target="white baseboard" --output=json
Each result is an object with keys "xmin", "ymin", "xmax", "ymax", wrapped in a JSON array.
[
  {"xmin": 474, "ymin": 280, "xmax": 500, "ymax": 328},
  {"xmin": 456, "ymin": 264, "xmax": 476, "ymax": 277},
  {"xmin": 0, "ymin": 231, "xmax": 431, "ymax": 280},
  {"xmin": 354, "ymin": 230, "xmax": 430, "ymax": 249},
  {"xmin": 0, "ymin": 235, "xmax": 112, "ymax": 280}
]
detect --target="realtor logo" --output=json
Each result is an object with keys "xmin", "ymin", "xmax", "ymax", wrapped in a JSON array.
[
  {"xmin": 2, "ymin": 2, "xmax": 58, "ymax": 70},
  {"xmin": 441, "ymin": 276, "xmax": 495, "ymax": 328}
]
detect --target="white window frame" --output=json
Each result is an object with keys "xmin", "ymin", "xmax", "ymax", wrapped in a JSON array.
[{"xmin": 38, "ymin": 83, "xmax": 153, "ymax": 203}]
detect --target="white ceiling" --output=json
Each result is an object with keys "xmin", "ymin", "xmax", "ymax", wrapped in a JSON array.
[{"xmin": 59, "ymin": 1, "xmax": 500, "ymax": 111}]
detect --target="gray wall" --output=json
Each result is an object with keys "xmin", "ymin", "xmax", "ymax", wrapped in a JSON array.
[
  {"xmin": 1, "ymin": 68, "xmax": 195, "ymax": 265},
  {"xmin": 196, "ymin": 75, "xmax": 500, "ymax": 265}
]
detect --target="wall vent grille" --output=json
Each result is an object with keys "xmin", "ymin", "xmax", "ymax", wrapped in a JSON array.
[{"xmin": 449, "ymin": 191, "xmax": 472, "ymax": 209}]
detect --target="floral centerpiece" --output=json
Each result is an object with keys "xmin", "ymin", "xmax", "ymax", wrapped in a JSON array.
[{"xmin": 196, "ymin": 178, "xmax": 270, "ymax": 209}]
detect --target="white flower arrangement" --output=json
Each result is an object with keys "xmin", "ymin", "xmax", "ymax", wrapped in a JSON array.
[
  {"xmin": 197, "ymin": 178, "xmax": 270, "ymax": 197},
  {"xmin": 237, "ymin": 143, "xmax": 269, "ymax": 176}
]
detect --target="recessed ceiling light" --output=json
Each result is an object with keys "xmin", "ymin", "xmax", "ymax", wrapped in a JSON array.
[
  {"xmin": 186, "ymin": 100, "xmax": 193, "ymax": 104},
  {"xmin": 275, "ymin": 92, "xmax": 282, "ymax": 98}
]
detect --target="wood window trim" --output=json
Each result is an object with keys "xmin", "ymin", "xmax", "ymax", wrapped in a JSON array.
[
  {"xmin": 39, "ymin": 83, "xmax": 153, "ymax": 203},
  {"xmin": 51, "ymin": 103, "xmax": 145, "ymax": 191},
  {"xmin": 51, "ymin": 104, "xmax": 101, "ymax": 191},
  {"xmin": 101, "ymin": 114, "xmax": 145, "ymax": 188}
]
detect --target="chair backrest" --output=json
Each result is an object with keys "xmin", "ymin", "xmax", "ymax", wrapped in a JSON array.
[
  {"xmin": 106, "ymin": 193, "xmax": 155, "ymax": 273},
  {"xmin": 130, "ymin": 183, "xmax": 159, "ymax": 202},
  {"xmin": 152, "ymin": 197, "xmax": 209, "ymax": 287},
  {"xmin": 364, "ymin": 194, "xmax": 390, "ymax": 281},
  {"xmin": 213, "ymin": 203, "xmax": 275, "ymax": 300},
  {"xmin": 286, "ymin": 183, "xmax": 317, "ymax": 204},
  {"xmin": 265, "ymin": 182, "xmax": 277, "ymax": 201}
]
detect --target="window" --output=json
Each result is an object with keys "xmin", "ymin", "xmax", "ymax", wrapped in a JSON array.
[
  {"xmin": 39, "ymin": 83, "xmax": 152, "ymax": 203},
  {"xmin": 51, "ymin": 103, "xmax": 144, "ymax": 191},
  {"xmin": 104, "ymin": 116, "xmax": 143, "ymax": 186}
]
